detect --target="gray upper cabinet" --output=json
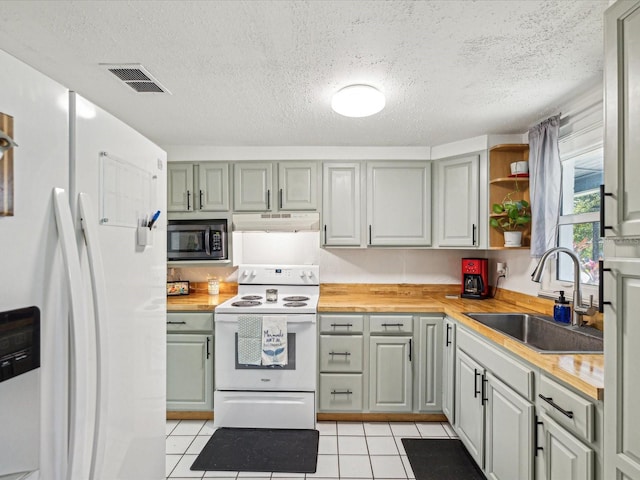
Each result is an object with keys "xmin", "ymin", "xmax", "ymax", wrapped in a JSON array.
[
  {"xmin": 436, "ymin": 155, "xmax": 479, "ymax": 247},
  {"xmin": 198, "ymin": 163, "xmax": 230, "ymax": 211},
  {"xmin": 233, "ymin": 162, "xmax": 273, "ymax": 211},
  {"xmin": 322, "ymin": 162, "xmax": 361, "ymax": 246},
  {"xmin": 168, "ymin": 162, "xmax": 229, "ymax": 213},
  {"xmin": 233, "ymin": 161, "xmax": 318, "ymax": 212},
  {"xmin": 278, "ymin": 161, "xmax": 318, "ymax": 210},
  {"xmin": 168, "ymin": 162, "xmax": 195, "ymax": 212},
  {"xmin": 604, "ymin": 0, "xmax": 640, "ymax": 239},
  {"xmin": 367, "ymin": 161, "xmax": 432, "ymax": 246}
]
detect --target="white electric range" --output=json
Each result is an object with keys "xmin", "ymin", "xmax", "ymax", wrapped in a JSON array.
[{"xmin": 214, "ymin": 264, "xmax": 319, "ymax": 430}]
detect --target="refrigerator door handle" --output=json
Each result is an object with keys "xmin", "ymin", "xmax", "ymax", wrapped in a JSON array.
[
  {"xmin": 78, "ymin": 192, "xmax": 109, "ymax": 480},
  {"xmin": 52, "ymin": 188, "xmax": 94, "ymax": 480}
]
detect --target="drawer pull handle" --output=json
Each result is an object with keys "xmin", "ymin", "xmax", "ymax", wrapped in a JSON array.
[
  {"xmin": 445, "ymin": 323, "xmax": 452, "ymax": 346},
  {"xmin": 167, "ymin": 321, "xmax": 187, "ymax": 325},
  {"xmin": 331, "ymin": 389, "xmax": 353, "ymax": 395},
  {"xmin": 474, "ymin": 369, "xmax": 481, "ymax": 398},
  {"xmin": 330, "ymin": 323, "xmax": 353, "ymax": 328},
  {"xmin": 538, "ymin": 394, "xmax": 574, "ymax": 419},
  {"xmin": 329, "ymin": 351, "xmax": 351, "ymax": 357},
  {"xmin": 381, "ymin": 323, "xmax": 404, "ymax": 327}
]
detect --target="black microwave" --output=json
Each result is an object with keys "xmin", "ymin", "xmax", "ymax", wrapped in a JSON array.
[{"xmin": 167, "ymin": 219, "xmax": 228, "ymax": 261}]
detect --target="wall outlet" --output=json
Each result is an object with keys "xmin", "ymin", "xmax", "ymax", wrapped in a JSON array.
[{"xmin": 496, "ymin": 262, "xmax": 508, "ymax": 277}]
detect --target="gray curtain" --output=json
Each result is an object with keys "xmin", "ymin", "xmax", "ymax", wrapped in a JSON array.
[{"xmin": 529, "ymin": 115, "xmax": 561, "ymax": 258}]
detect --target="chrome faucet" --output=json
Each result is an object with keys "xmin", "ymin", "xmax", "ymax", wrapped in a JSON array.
[{"xmin": 531, "ymin": 247, "xmax": 597, "ymax": 326}]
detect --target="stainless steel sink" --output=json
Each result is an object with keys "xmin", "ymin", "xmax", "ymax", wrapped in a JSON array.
[{"xmin": 463, "ymin": 313, "xmax": 603, "ymax": 354}]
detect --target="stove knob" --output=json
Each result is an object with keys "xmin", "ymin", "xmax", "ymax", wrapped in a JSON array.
[
  {"xmin": 306, "ymin": 270, "xmax": 314, "ymax": 279},
  {"xmin": 240, "ymin": 270, "xmax": 249, "ymax": 279},
  {"xmin": 251, "ymin": 270, "xmax": 257, "ymax": 278}
]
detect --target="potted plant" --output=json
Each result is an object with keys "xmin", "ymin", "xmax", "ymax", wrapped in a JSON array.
[{"xmin": 490, "ymin": 193, "xmax": 531, "ymax": 247}]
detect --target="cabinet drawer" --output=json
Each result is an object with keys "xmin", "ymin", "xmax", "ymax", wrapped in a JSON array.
[
  {"xmin": 166, "ymin": 312, "xmax": 214, "ymax": 332},
  {"xmin": 537, "ymin": 374, "xmax": 595, "ymax": 443},
  {"xmin": 369, "ymin": 315, "xmax": 413, "ymax": 334},
  {"xmin": 319, "ymin": 314, "xmax": 364, "ymax": 334},
  {"xmin": 319, "ymin": 374, "xmax": 364, "ymax": 411},
  {"xmin": 319, "ymin": 335, "xmax": 363, "ymax": 372}
]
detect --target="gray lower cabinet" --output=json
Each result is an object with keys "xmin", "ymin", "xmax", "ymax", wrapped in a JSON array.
[
  {"xmin": 484, "ymin": 371, "xmax": 534, "ymax": 480},
  {"xmin": 535, "ymin": 374, "xmax": 599, "ymax": 480},
  {"xmin": 442, "ymin": 317, "xmax": 456, "ymax": 423},
  {"xmin": 166, "ymin": 312, "xmax": 214, "ymax": 411},
  {"xmin": 369, "ymin": 335, "xmax": 412, "ymax": 412},
  {"xmin": 416, "ymin": 315, "xmax": 443, "ymax": 412},
  {"xmin": 455, "ymin": 326, "xmax": 534, "ymax": 479},
  {"xmin": 537, "ymin": 412, "xmax": 593, "ymax": 480}
]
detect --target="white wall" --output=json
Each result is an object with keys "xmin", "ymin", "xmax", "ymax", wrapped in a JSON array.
[{"xmin": 173, "ymin": 231, "xmax": 479, "ymax": 286}]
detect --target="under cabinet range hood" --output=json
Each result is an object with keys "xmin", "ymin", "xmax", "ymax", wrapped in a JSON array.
[{"xmin": 232, "ymin": 212, "xmax": 320, "ymax": 232}]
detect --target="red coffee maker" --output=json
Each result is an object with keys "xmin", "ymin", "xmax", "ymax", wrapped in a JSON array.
[{"xmin": 461, "ymin": 258, "xmax": 489, "ymax": 299}]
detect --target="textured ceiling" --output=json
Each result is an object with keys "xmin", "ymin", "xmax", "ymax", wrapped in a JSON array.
[{"xmin": 0, "ymin": 0, "xmax": 609, "ymax": 148}]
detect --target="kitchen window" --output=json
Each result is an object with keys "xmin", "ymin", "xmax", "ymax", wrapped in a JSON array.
[{"xmin": 542, "ymin": 95, "xmax": 603, "ymax": 302}]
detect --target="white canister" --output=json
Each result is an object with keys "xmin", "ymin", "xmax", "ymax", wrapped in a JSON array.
[
  {"xmin": 510, "ymin": 161, "xmax": 529, "ymax": 175},
  {"xmin": 208, "ymin": 279, "xmax": 219, "ymax": 295}
]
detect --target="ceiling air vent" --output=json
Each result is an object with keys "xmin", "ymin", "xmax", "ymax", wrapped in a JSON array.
[{"xmin": 101, "ymin": 63, "xmax": 171, "ymax": 94}]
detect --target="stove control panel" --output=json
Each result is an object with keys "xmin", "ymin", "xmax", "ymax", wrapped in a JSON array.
[{"xmin": 237, "ymin": 264, "xmax": 319, "ymax": 286}]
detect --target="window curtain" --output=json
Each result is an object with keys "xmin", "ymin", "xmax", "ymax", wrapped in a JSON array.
[{"xmin": 529, "ymin": 115, "xmax": 561, "ymax": 257}]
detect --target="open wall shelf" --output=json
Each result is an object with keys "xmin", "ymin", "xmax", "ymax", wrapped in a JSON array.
[{"xmin": 489, "ymin": 144, "xmax": 531, "ymax": 249}]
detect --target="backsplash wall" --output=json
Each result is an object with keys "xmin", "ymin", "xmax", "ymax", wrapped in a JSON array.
[{"xmin": 172, "ymin": 232, "xmax": 480, "ymax": 286}]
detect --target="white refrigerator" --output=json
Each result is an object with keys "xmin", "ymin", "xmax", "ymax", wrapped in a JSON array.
[{"xmin": 0, "ymin": 48, "xmax": 167, "ymax": 479}]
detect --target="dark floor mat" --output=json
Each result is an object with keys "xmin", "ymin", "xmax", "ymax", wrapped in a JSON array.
[
  {"xmin": 402, "ymin": 438, "xmax": 486, "ymax": 480},
  {"xmin": 191, "ymin": 427, "xmax": 319, "ymax": 473}
]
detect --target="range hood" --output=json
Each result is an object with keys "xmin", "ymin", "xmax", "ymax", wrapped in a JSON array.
[{"xmin": 232, "ymin": 212, "xmax": 320, "ymax": 232}]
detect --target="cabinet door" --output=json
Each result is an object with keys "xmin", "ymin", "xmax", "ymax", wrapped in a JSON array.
[
  {"xmin": 604, "ymin": 0, "xmax": 640, "ymax": 238},
  {"xmin": 278, "ymin": 161, "xmax": 317, "ymax": 211},
  {"xmin": 167, "ymin": 163, "xmax": 195, "ymax": 212},
  {"xmin": 367, "ymin": 161, "xmax": 431, "ymax": 246},
  {"xmin": 442, "ymin": 318, "xmax": 456, "ymax": 424},
  {"xmin": 484, "ymin": 372, "xmax": 534, "ymax": 480},
  {"xmin": 417, "ymin": 316, "xmax": 443, "ymax": 412},
  {"xmin": 369, "ymin": 336, "xmax": 412, "ymax": 412},
  {"xmin": 437, "ymin": 155, "xmax": 479, "ymax": 247},
  {"xmin": 455, "ymin": 348, "xmax": 485, "ymax": 468},
  {"xmin": 167, "ymin": 334, "xmax": 213, "ymax": 411},
  {"xmin": 603, "ymin": 258, "xmax": 640, "ymax": 479},
  {"xmin": 538, "ymin": 411, "xmax": 593, "ymax": 480},
  {"xmin": 233, "ymin": 162, "xmax": 273, "ymax": 211},
  {"xmin": 322, "ymin": 162, "xmax": 361, "ymax": 246},
  {"xmin": 198, "ymin": 162, "xmax": 229, "ymax": 212}
]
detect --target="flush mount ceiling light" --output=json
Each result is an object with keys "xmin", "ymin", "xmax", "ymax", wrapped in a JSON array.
[{"xmin": 331, "ymin": 84, "xmax": 385, "ymax": 117}]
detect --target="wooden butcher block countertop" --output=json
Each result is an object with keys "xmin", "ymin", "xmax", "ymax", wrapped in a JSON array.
[
  {"xmin": 318, "ymin": 284, "xmax": 604, "ymax": 401},
  {"xmin": 167, "ymin": 283, "xmax": 603, "ymax": 400}
]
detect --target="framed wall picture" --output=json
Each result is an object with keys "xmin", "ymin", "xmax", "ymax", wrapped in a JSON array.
[{"xmin": 0, "ymin": 113, "xmax": 15, "ymax": 217}]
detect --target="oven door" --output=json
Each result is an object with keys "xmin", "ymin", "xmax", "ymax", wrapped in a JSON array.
[{"xmin": 214, "ymin": 313, "xmax": 316, "ymax": 391}]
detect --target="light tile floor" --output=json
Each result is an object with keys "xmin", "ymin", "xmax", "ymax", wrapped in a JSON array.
[{"xmin": 166, "ymin": 420, "xmax": 459, "ymax": 480}]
